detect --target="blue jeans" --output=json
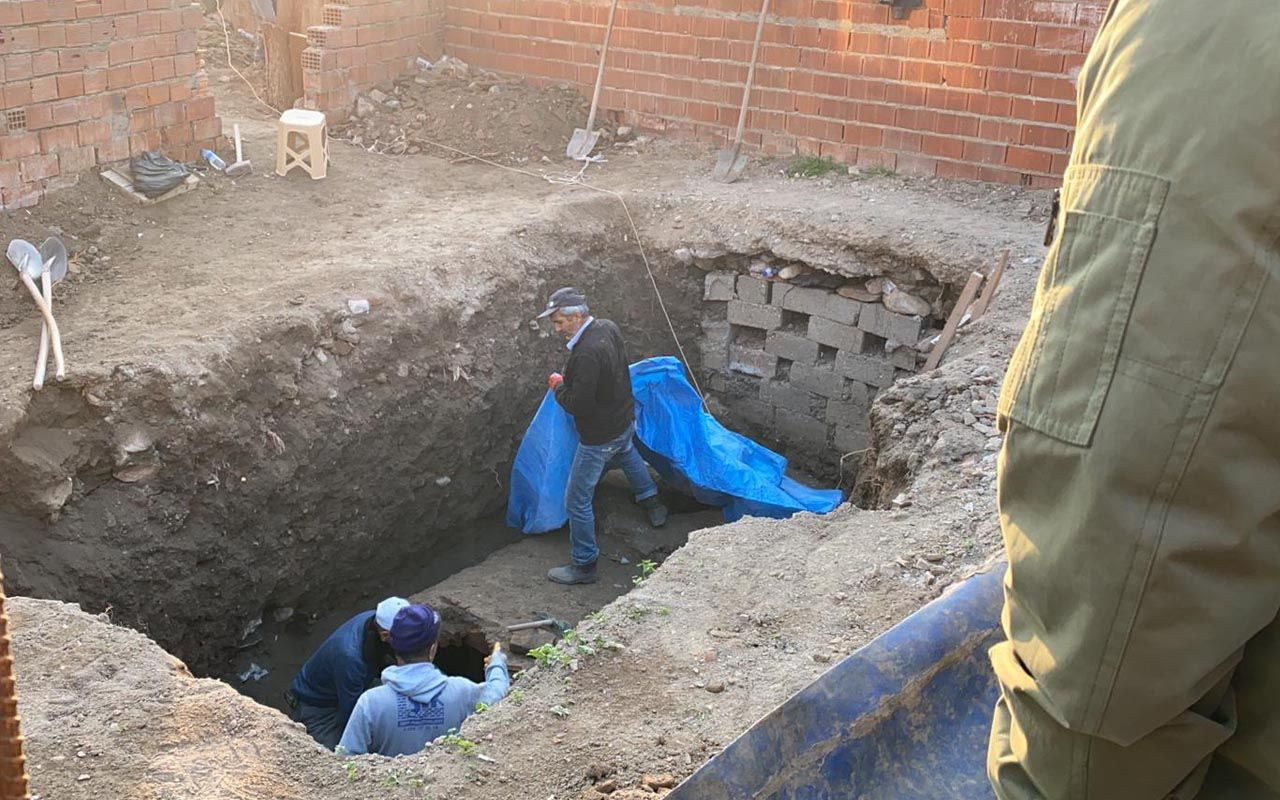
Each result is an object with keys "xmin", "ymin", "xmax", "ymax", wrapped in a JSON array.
[{"xmin": 566, "ymin": 422, "xmax": 658, "ymax": 566}]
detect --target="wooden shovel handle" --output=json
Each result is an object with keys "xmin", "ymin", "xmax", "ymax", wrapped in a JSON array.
[
  {"xmin": 32, "ymin": 271, "xmax": 50, "ymax": 390},
  {"xmin": 19, "ymin": 273, "xmax": 63, "ymax": 379}
]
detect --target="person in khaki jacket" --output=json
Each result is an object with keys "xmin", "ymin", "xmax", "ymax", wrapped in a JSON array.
[{"xmin": 987, "ymin": 1, "xmax": 1280, "ymax": 798}]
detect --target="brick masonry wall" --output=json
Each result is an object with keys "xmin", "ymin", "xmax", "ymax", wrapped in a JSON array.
[
  {"xmin": 300, "ymin": 0, "xmax": 443, "ymax": 116},
  {"xmin": 444, "ymin": 0, "xmax": 1106, "ymax": 185},
  {"xmin": 0, "ymin": 0, "xmax": 222, "ymax": 209},
  {"xmin": 700, "ymin": 269, "xmax": 927, "ymax": 477}
]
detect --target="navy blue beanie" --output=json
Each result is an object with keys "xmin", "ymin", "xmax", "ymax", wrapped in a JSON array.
[{"xmin": 389, "ymin": 603, "xmax": 442, "ymax": 655}]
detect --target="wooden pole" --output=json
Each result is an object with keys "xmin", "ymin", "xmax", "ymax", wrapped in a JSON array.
[
  {"xmin": 973, "ymin": 249, "xmax": 1010, "ymax": 319},
  {"xmin": 924, "ymin": 270, "xmax": 984, "ymax": 371}
]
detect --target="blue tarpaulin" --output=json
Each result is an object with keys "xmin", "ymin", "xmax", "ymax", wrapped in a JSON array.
[{"xmin": 506, "ymin": 356, "xmax": 844, "ymax": 534}]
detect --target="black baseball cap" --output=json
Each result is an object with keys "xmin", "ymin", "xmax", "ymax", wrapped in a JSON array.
[{"xmin": 537, "ymin": 287, "xmax": 587, "ymax": 319}]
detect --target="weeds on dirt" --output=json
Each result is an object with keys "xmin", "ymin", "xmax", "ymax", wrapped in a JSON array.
[
  {"xmin": 439, "ymin": 732, "xmax": 478, "ymax": 757},
  {"xmin": 550, "ymin": 704, "xmax": 571, "ymax": 718},
  {"xmin": 380, "ymin": 774, "xmax": 402, "ymax": 788},
  {"xmin": 786, "ymin": 155, "xmax": 844, "ymax": 179},
  {"xmin": 861, "ymin": 164, "xmax": 898, "ymax": 178},
  {"xmin": 632, "ymin": 559, "xmax": 658, "ymax": 585},
  {"xmin": 509, "ymin": 689, "xmax": 525, "ymax": 705},
  {"xmin": 474, "ymin": 700, "xmax": 491, "ymax": 714},
  {"xmin": 529, "ymin": 642, "xmax": 572, "ymax": 668},
  {"xmin": 343, "ymin": 761, "xmax": 360, "ymax": 782}
]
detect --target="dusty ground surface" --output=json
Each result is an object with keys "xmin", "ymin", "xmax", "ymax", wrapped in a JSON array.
[{"xmin": 4, "ymin": 23, "xmax": 1050, "ymax": 800}]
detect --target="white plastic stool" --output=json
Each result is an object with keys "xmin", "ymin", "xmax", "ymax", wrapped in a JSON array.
[{"xmin": 276, "ymin": 108, "xmax": 328, "ymax": 179}]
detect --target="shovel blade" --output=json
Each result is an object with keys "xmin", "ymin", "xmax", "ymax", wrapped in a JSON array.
[
  {"xmin": 713, "ymin": 147, "xmax": 748, "ymax": 183},
  {"xmin": 226, "ymin": 161, "xmax": 252, "ymax": 178},
  {"xmin": 566, "ymin": 128, "xmax": 600, "ymax": 160}
]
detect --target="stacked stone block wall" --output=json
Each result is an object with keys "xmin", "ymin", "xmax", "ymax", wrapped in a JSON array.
[{"xmin": 700, "ymin": 270, "xmax": 928, "ymax": 477}]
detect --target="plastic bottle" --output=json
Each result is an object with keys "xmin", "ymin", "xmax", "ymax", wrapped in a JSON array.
[{"xmin": 202, "ymin": 149, "xmax": 227, "ymax": 171}]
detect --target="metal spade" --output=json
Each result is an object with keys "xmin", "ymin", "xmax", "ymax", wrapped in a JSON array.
[
  {"xmin": 6, "ymin": 239, "xmax": 64, "ymax": 381},
  {"xmin": 32, "ymin": 237, "xmax": 68, "ymax": 389}
]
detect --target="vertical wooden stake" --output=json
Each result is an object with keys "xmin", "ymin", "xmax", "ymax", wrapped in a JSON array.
[
  {"xmin": 924, "ymin": 270, "xmax": 985, "ymax": 371},
  {"xmin": 973, "ymin": 249, "xmax": 1010, "ymax": 319}
]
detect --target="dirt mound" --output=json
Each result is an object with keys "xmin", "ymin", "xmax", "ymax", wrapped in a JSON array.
[{"xmin": 333, "ymin": 57, "xmax": 595, "ymax": 164}]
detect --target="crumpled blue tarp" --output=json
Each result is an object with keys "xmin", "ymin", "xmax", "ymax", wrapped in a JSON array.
[{"xmin": 506, "ymin": 356, "xmax": 844, "ymax": 533}]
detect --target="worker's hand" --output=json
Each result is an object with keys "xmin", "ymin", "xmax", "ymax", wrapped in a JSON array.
[
  {"xmin": 484, "ymin": 642, "xmax": 502, "ymax": 669},
  {"xmin": 548, "ymin": 372, "xmax": 564, "ymax": 390}
]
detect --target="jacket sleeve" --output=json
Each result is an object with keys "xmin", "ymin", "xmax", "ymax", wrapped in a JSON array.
[
  {"xmin": 335, "ymin": 657, "xmax": 369, "ymax": 730},
  {"xmin": 554, "ymin": 350, "xmax": 600, "ymax": 418},
  {"xmin": 336, "ymin": 692, "xmax": 374, "ymax": 755},
  {"xmin": 454, "ymin": 651, "xmax": 512, "ymax": 713}
]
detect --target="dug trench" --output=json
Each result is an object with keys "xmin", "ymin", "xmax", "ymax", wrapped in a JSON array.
[{"xmin": 0, "ymin": 214, "xmax": 951, "ymax": 713}]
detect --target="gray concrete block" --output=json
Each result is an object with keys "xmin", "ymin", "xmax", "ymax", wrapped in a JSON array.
[
  {"xmin": 832, "ymin": 421, "xmax": 872, "ymax": 454},
  {"xmin": 760, "ymin": 380, "xmax": 820, "ymax": 414},
  {"xmin": 790, "ymin": 362, "xmax": 847, "ymax": 399},
  {"xmin": 704, "ymin": 271, "xmax": 737, "ymax": 302},
  {"xmin": 775, "ymin": 407, "xmax": 830, "ymax": 449},
  {"xmin": 836, "ymin": 351, "xmax": 896, "ymax": 388},
  {"xmin": 807, "ymin": 316, "xmax": 867, "ymax": 352},
  {"xmin": 728, "ymin": 300, "xmax": 783, "ymax": 331},
  {"xmin": 701, "ymin": 319, "xmax": 731, "ymax": 344},
  {"xmin": 736, "ymin": 275, "xmax": 770, "ymax": 305},
  {"xmin": 727, "ymin": 396, "xmax": 775, "ymax": 431},
  {"xmin": 773, "ymin": 284, "xmax": 861, "ymax": 325},
  {"xmin": 765, "ymin": 330, "xmax": 820, "ymax": 364},
  {"xmin": 825, "ymin": 396, "xmax": 868, "ymax": 428},
  {"xmin": 887, "ymin": 344, "xmax": 918, "ymax": 371},
  {"xmin": 818, "ymin": 293, "xmax": 862, "ymax": 326},
  {"xmin": 729, "ymin": 345, "xmax": 778, "ymax": 378},
  {"xmin": 699, "ymin": 339, "xmax": 728, "ymax": 372},
  {"xmin": 884, "ymin": 310, "xmax": 924, "ymax": 344},
  {"xmin": 774, "ymin": 284, "xmax": 827, "ymax": 316},
  {"xmin": 857, "ymin": 302, "xmax": 889, "ymax": 338}
]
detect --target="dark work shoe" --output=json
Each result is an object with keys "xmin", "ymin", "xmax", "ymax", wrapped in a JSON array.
[
  {"xmin": 548, "ymin": 562, "xmax": 599, "ymax": 585},
  {"xmin": 640, "ymin": 496, "xmax": 669, "ymax": 528}
]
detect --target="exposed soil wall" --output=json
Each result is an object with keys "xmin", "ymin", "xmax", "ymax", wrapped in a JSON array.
[{"xmin": 0, "ymin": 234, "xmax": 704, "ymax": 674}]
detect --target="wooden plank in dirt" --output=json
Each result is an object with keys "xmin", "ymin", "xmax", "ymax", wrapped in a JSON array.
[
  {"xmin": 924, "ymin": 270, "xmax": 984, "ymax": 372},
  {"xmin": 973, "ymin": 249, "xmax": 1010, "ymax": 319},
  {"xmin": 262, "ymin": 23, "xmax": 300, "ymax": 109},
  {"xmin": 100, "ymin": 168, "xmax": 200, "ymax": 206}
]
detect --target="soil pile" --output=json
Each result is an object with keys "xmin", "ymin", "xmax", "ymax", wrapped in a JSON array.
[{"xmin": 333, "ymin": 57, "xmax": 595, "ymax": 164}]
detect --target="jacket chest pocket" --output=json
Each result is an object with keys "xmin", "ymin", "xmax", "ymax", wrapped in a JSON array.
[{"xmin": 998, "ymin": 166, "xmax": 1171, "ymax": 446}]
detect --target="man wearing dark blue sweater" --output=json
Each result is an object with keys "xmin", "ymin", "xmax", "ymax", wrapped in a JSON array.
[{"xmin": 285, "ymin": 596, "xmax": 408, "ymax": 748}]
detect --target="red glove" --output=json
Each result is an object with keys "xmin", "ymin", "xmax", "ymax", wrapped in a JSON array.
[{"xmin": 548, "ymin": 372, "xmax": 564, "ymax": 390}]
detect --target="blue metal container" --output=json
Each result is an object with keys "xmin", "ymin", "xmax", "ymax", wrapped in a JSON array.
[{"xmin": 668, "ymin": 565, "xmax": 1005, "ymax": 800}]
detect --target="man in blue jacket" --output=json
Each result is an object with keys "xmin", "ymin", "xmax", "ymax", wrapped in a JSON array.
[
  {"xmin": 337, "ymin": 603, "xmax": 510, "ymax": 757},
  {"xmin": 285, "ymin": 596, "xmax": 409, "ymax": 749}
]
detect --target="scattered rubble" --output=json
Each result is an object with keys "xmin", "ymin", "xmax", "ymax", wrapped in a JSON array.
[{"xmin": 333, "ymin": 57, "xmax": 598, "ymax": 164}]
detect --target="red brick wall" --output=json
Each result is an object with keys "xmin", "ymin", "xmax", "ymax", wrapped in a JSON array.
[
  {"xmin": 444, "ymin": 0, "xmax": 1106, "ymax": 185},
  {"xmin": 0, "ymin": 0, "xmax": 221, "ymax": 210},
  {"xmin": 301, "ymin": 0, "xmax": 444, "ymax": 116}
]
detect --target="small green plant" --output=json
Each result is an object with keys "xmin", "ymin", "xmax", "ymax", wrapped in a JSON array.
[
  {"xmin": 657, "ymin": 606, "xmax": 671, "ymax": 617},
  {"xmin": 785, "ymin": 155, "xmax": 842, "ymax": 178},
  {"xmin": 529, "ymin": 642, "xmax": 571, "ymax": 668},
  {"xmin": 343, "ymin": 761, "xmax": 360, "ymax": 783},
  {"xmin": 474, "ymin": 701, "xmax": 491, "ymax": 714},
  {"xmin": 439, "ymin": 732, "xmax": 478, "ymax": 757},
  {"xmin": 380, "ymin": 773, "xmax": 402, "ymax": 788},
  {"xmin": 632, "ymin": 559, "xmax": 658, "ymax": 586},
  {"xmin": 861, "ymin": 163, "xmax": 897, "ymax": 178},
  {"xmin": 509, "ymin": 689, "xmax": 525, "ymax": 705},
  {"xmin": 550, "ymin": 704, "xmax": 571, "ymax": 718}
]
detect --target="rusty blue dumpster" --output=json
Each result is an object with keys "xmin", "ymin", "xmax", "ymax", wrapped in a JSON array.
[{"xmin": 668, "ymin": 564, "xmax": 1005, "ymax": 800}]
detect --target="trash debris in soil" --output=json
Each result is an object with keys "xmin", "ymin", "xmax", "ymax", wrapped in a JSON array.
[
  {"xmin": 332, "ymin": 56, "xmax": 602, "ymax": 164},
  {"xmin": 238, "ymin": 663, "xmax": 269, "ymax": 682}
]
